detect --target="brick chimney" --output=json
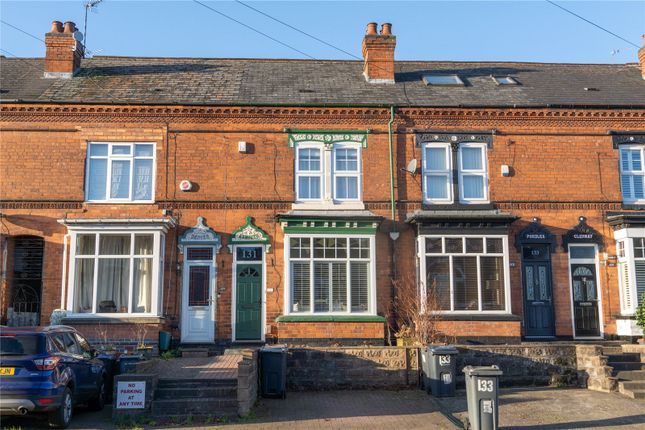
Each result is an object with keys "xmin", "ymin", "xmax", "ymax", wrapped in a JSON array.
[
  {"xmin": 362, "ymin": 22, "xmax": 396, "ymax": 84},
  {"xmin": 44, "ymin": 20, "xmax": 84, "ymax": 78},
  {"xmin": 639, "ymin": 34, "xmax": 645, "ymax": 80}
]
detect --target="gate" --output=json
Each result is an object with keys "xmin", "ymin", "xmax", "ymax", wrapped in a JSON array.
[{"xmin": 8, "ymin": 236, "xmax": 43, "ymax": 326}]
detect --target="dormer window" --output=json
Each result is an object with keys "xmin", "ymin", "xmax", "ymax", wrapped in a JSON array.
[
  {"xmin": 423, "ymin": 74, "xmax": 464, "ymax": 86},
  {"xmin": 492, "ymin": 76, "xmax": 518, "ymax": 85}
]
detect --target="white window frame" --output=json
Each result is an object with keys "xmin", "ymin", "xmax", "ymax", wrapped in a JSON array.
[
  {"xmin": 295, "ymin": 144, "xmax": 324, "ymax": 202},
  {"xmin": 422, "ymin": 142, "xmax": 453, "ymax": 204},
  {"xmin": 332, "ymin": 143, "xmax": 362, "ymax": 202},
  {"xmin": 458, "ymin": 142, "xmax": 489, "ymax": 204},
  {"xmin": 283, "ymin": 234, "xmax": 376, "ymax": 316},
  {"xmin": 567, "ymin": 244, "xmax": 604, "ymax": 339},
  {"xmin": 292, "ymin": 141, "xmax": 363, "ymax": 209},
  {"xmin": 619, "ymin": 145, "xmax": 645, "ymax": 205},
  {"xmin": 85, "ymin": 142, "xmax": 156, "ymax": 203},
  {"xmin": 615, "ymin": 228, "xmax": 645, "ymax": 315},
  {"xmin": 418, "ymin": 235, "xmax": 511, "ymax": 314},
  {"xmin": 65, "ymin": 228, "xmax": 165, "ymax": 317}
]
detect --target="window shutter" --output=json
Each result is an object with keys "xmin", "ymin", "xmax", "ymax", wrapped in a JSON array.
[
  {"xmin": 620, "ymin": 261, "xmax": 633, "ymax": 312},
  {"xmin": 635, "ymin": 261, "xmax": 645, "ymax": 306},
  {"xmin": 331, "ymin": 262, "xmax": 347, "ymax": 311},
  {"xmin": 314, "ymin": 262, "xmax": 330, "ymax": 312},
  {"xmin": 291, "ymin": 262, "xmax": 311, "ymax": 312},
  {"xmin": 350, "ymin": 262, "xmax": 369, "ymax": 312}
]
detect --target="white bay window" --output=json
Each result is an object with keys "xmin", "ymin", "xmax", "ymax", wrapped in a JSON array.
[
  {"xmin": 286, "ymin": 236, "xmax": 375, "ymax": 314},
  {"xmin": 617, "ymin": 236, "xmax": 645, "ymax": 314},
  {"xmin": 66, "ymin": 229, "xmax": 166, "ymax": 316},
  {"xmin": 420, "ymin": 235, "xmax": 510, "ymax": 313}
]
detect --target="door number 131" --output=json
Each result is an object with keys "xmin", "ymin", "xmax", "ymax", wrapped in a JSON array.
[{"xmin": 477, "ymin": 379, "xmax": 494, "ymax": 392}]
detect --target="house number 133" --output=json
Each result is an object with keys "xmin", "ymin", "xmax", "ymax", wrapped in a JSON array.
[{"xmin": 477, "ymin": 379, "xmax": 494, "ymax": 392}]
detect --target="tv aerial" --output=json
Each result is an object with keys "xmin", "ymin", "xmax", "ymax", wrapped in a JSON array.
[{"xmin": 83, "ymin": 0, "xmax": 104, "ymax": 57}]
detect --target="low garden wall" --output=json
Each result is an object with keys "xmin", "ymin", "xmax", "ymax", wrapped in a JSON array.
[{"xmin": 287, "ymin": 344, "xmax": 584, "ymax": 390}]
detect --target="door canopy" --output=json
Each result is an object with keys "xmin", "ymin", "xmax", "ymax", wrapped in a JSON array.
[
  {"xmin": 562, "ymin": 216, "xmax": 604, "ymax": 251},
  {"xmin": 228, "ymin": 216, "xmax": 271, "ymax": 252},
  {"xmin": 179, "ymin": 217, "xmax": 222, "ymax": 251}
]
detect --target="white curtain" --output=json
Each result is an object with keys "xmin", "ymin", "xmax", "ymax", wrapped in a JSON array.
[
  {"xmin": 97, "ymin": 236, "xmax": 130, "ymax": 312},
  {"xmin": 110, "ymin": 160, "xmax": 130, "ymax": 199},
  {"xmin": 133, "ymin": 159, "xmax": 153, "ymax": 200},
  {"xmin": 73, "ymin": 259, "xmax": 94, "ymax": 312},
  {"xmin": 133, "ymin": 258, "xmax": 152, "ymax": 313}
]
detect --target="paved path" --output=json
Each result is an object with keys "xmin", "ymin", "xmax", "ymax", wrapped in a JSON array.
[
  {"xmin": 153, "ymin": 355, "xmax": 243, "ymax": 380},
  {"xmin": 4, "ymin": 388, "xmax": 644, "ymax": 429}
]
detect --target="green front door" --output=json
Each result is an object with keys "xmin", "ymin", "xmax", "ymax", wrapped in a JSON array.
[{"xmin": 235, "ymin": 263, "xmax": 262, "ymax": 340}]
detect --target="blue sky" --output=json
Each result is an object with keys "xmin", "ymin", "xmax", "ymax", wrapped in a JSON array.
[{"xmin": 1, "ymin": 1, "xmax": 643, "ymax": 64}]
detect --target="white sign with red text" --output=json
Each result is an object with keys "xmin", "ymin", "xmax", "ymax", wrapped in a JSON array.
[{"xmin": 116, "ymin": 381, "xmax": 146, "ymax": 409}]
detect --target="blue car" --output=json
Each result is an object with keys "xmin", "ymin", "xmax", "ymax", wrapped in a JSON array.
[{"xmin": 0, "ymin": 325, "xmax": 107, "ymax": 428}]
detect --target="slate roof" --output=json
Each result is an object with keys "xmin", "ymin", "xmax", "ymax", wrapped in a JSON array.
[{"xmin": 1, "ymin": 56, "xmax": 644, "ymax": 107}]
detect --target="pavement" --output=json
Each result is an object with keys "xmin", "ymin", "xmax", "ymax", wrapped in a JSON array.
[{"xmin": 2, "ymin": 388, "xmax": 644, "ymax": 430}]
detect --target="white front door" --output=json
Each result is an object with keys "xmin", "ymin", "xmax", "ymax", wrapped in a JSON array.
[{"xmin": 181, "ymin": 248, "xmax": 216, "ymax": 343}]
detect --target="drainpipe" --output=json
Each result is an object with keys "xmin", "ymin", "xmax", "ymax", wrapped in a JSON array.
[{"xmin": 387, "ymin": 106, "xmax": 399, "ymax": 342}]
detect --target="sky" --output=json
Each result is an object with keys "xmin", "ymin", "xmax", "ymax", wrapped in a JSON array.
[{"xmin": 0, "ymin": 1, "xmax": 644, "ymax": 64}]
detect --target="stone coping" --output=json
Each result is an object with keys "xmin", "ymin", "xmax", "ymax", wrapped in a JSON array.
[{"xmin": 62, "ymin": 316, "xmax": 165, "ymax": 324}]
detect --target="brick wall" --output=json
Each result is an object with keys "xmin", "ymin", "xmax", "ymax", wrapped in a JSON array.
[
  {"xmin": 275, "ymin": 321, "xmax": 385, "ymax": 345},
  {"xmin": 1, "ymin": 104, "xmax": 643, "ymax": 344}
]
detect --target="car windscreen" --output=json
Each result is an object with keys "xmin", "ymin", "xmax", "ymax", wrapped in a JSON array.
[{"xmin": 0, "ymin": 334, "xmax": 43, "ymax": 355}]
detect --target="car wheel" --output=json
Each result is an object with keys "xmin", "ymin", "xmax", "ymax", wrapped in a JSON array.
[
  {"xmin": 88, "ymin": 380, "xmax": 106, "ymax": 411},
  {"xmin": 48, "ymin": 387, "xmax": 73, "ymax": 429}
]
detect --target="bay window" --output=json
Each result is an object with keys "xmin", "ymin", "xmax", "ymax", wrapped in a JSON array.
[
  {"xmin": 421, "ymin": 235, "xmax": 509, "ymax": 312},
  {"xmin": 86, "ymin": 142, "xmax": 155, "ymax": 202},
  {"xmin": 68, "ymin": 231, "xmax": 164, "ymax": 315},
  {"xmin": 617, "ymin": 237, "xmax": 645, "ymax": 314},
  {"xmin": 287, "ymin": 236, "xmax": 374, "ymax": 314}
]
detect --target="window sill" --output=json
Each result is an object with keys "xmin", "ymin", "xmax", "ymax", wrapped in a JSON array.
[
  {"xmin": 437, "ymin": 313, "xmax": 520, "ymax": 321},
  {"xmin": 292, "ymin": 201, "xmax": 365, "ymax": 211},
  {"xmin": 61, "ymin": 315, "xmax": 164, "ymax": 324},
  {"xmin": 621, "ymin": 203, "xmax": 645, "ymax": 210},
  {"xmin": 276, "ymin": 315, "xmax": 385, "ymax": 323},
  {"xmin": 84, "ymin": 201, "xmax": 156, "ymax": 205}
]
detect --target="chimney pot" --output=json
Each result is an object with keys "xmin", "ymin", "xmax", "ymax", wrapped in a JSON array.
[
  {"xmin": 45, "ymin": 20, "xmax": 83, "ymax": 78},
  {"xmin": 362, "ymin": 21, "xmax": 396, "ymax": 84},
  {"xmin": 366, "ymin": 22, "xmax": 377, "ymax": 35},
  {"xmin": 380, "ymin": 23, "xmax": 392, "ymax": 35},
  {"xmin": 63, "ymin": 21, "xmax": 76, "ymax": 33},
  {"xmin": 50, "ymin": 21, "xmax": 63, "ymax": 33}
]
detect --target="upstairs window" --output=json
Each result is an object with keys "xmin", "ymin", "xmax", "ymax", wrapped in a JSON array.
[
  {"xmin": 459, "ymin": 143, "xmax": 488, "ymax": 203},
  {"xmin": 620, "ymin": 146, "xmax": 645, "ymax": 204},
  {"xmin": 295, "ymin": 142, "xmax": 362, "ymax": 204},
  {"xmin": 422, "ymin": 141, "xmax": 489, "ymax": 204},
  {"xmin": 423, "ymin": 143, "xmax": 453, "ymax": 203},
  {"xmin": 86, "ymin": 143, "xmax": 155, "ymax": 202}
]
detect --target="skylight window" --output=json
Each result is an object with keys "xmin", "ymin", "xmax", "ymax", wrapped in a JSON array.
[
  {"xmin": 492, "ymin": 76, "xmax": 518, "ymax": 85},
  {"xmin": 423, "ymin": 75, "xmax": 464, "ymax": 86}
]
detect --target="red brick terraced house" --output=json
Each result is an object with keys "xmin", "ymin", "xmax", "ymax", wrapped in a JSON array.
[{"xmin": 1, "ymin": 21, "xmax": 645, "ymax": 349}]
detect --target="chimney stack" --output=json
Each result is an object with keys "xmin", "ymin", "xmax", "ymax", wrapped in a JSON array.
[
  {"xmin": 362, "ymin": 22, "xmax": 396, "ymax": 84},
  {"xmin": 44, "ymin": 20, "xmax": 84, "ymax": 78},
  {"xmin": 639, "ymin": 34, "xmax": 645, "ymax": 80}
]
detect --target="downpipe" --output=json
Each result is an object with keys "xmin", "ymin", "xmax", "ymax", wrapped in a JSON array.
[{"xmin": 387, "ymin": 106, "xmax": 399, "ymax": 343}]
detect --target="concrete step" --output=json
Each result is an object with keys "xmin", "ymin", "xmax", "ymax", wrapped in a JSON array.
[
  {"xmin": 155, "ymin": 385, "xmax": 237, "ymax": 400},
  {"xmin": 618, "ymin": 382, "xmax": 645, "ymax": 399},
  {"xmin": 607, "ymin": 353, "xmax": 641, "ymax": 363},
  {"xmin": 620, "ymin": 380, "xmax": 645, "ymax": 391},
  {"xmin": 151, "ymin": 398, "xmax": 238, "ymax": 417},
  {"xmin": 615, "ymin": 370, "xmax": 645, "ymax": 381},
  {"xmin": 602, "ymin": 347, "xmax": 625, "ymax": 355},
  {"xmin": 157, "ymin": 378, "xmax": 237, "ymax": 388},
  {"xmin": 181, "ymin": 348, "xmax": 209, "ymax": 358},
  {"xmin": 610, "ymin": 362, "xmax": 645, "ymax": 372}
]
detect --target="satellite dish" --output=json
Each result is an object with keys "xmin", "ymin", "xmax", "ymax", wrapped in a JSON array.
[
  {"xmin": 403, "ymin": 159, "xmax": 417, "ymax": 175},
  {"xmin": 73, "ymin": 30, "xmax": 84, "ymax": 42}
]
